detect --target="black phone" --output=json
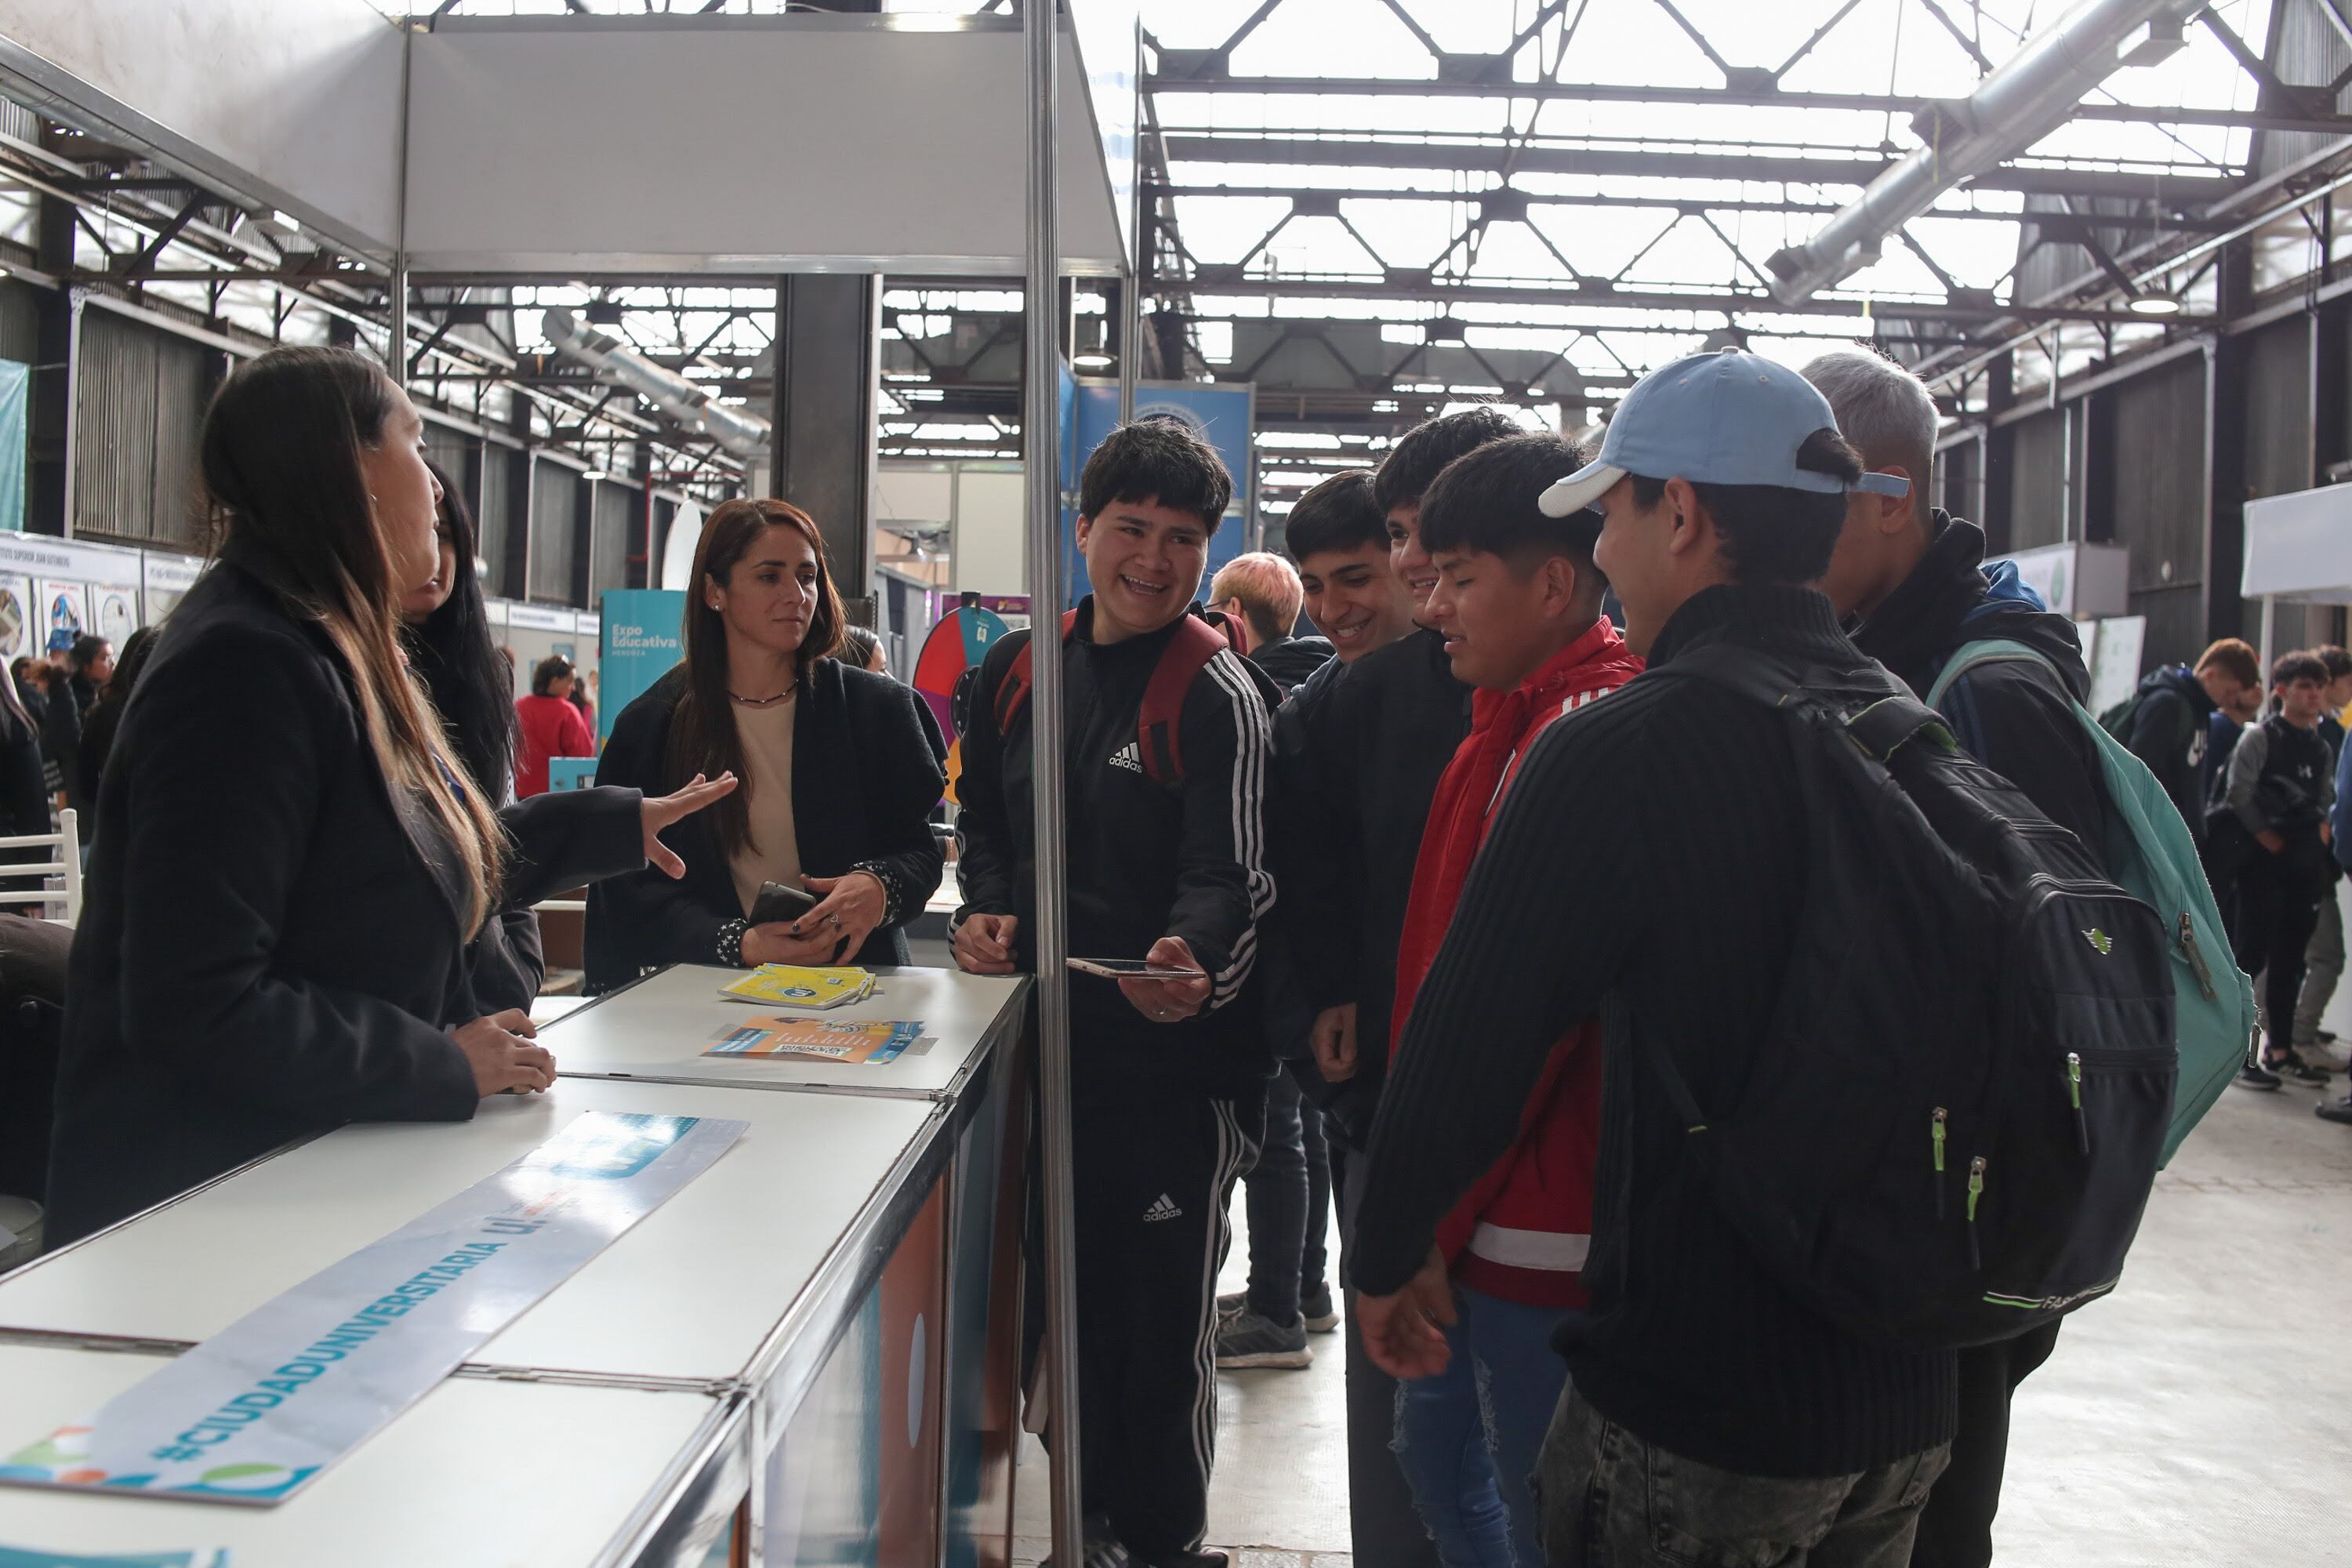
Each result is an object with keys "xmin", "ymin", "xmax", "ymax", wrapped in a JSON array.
[{"xmin": 749, "ymin": 880, "xmax": 820, "ymax": 927}]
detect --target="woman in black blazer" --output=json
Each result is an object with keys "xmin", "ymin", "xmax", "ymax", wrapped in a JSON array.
[
  {"xmin": 48, "ymin": 348, "xmax": 686, "ymax": 1243},
  {"xmin": 586, "ymin": 499, "xmax": 947, "ymax": 992}
]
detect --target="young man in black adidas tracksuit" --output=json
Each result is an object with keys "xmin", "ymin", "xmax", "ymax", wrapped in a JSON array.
[{"xmin": 953, "ymin": 418, "xmax": 1278, "ymax": 1568}]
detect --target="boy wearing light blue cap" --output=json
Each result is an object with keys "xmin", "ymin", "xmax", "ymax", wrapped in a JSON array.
[{"xmin": 1348, "ymin": 349, "xmax": 1953, "ymax": 1568}]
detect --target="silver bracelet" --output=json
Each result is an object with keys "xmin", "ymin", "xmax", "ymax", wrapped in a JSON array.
[{"xmin": 717, "ymin": 917, "xmax": 750, "ymax": 967}]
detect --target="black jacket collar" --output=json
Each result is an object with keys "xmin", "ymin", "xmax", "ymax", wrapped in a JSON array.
[{"xmin": 1649, "ymin": 583, "xmax": 1851, "ymax": 670}]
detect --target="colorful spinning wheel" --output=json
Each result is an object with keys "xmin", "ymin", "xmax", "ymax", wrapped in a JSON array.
[{"xmin": 914, "ymin": 604, "xmax": 1011, "ymax": 802}]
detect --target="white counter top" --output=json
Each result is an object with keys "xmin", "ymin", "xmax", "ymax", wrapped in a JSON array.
[
  {"xmin": 0, "ymin": 1342, "xmax": 738, "ymax": 1568},
  {"xmin": 0, "ymin": 1078, "xmax": 935, "ymax": 1386}
]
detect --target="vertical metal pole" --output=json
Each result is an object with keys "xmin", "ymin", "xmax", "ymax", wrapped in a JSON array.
[
  {"xmin": 1025, "ymin": 2, "xmax": 1085, "ymax": 1564},
  {"xmin": 390, "ymin": 21, "xmax": 414, "ymax": 386},
  {"xmin": 1119, "ymin": 20, "xmax": 1142, "ymax": 426}
]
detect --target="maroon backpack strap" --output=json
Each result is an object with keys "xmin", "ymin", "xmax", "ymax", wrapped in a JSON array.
[
  {"xmin": 1138, "ymin": 613, "xmax": 1240, "ymax": 786},
  {"xmin": 991, "ymin": 609, "xmax": 1080, "ymax": 737}
]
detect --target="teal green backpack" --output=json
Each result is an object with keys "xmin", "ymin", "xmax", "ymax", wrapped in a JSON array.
[{"xmin": 1927, "ymin": 639, "xmax": 2258, "ymax": 1165}]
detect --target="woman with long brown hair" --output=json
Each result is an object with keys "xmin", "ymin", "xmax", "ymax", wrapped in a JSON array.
[
  {"xmin": 53, "ymin": 347, "xmax": 580, "ymax": 1241},
  {"xmin": 586, "ymin": 499, "xmax": 947, "ymax": 989}
]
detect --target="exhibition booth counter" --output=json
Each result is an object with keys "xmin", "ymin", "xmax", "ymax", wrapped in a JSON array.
[{"xmin": 0, "ymin": 965, "xmax": 1033, "ymax": 1567}]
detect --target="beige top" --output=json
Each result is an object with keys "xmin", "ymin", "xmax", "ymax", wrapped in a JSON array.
[{"xmin": 728, "ymin": 694, "xmax": 803, "ymax": 916}]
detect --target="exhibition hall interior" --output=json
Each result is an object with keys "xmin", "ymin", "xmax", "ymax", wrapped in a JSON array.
[{"xmin": 0, "ymin": 1, "xmax": 2346, "ymax": 1566}]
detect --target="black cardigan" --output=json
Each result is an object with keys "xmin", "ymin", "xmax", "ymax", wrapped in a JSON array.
[
  {"xmin": 584, "ymin": 659, "xmax": 947, "ymax": 990},
  {"xmin": 49, "ymin": 561, "xmax": 499, "ymax": 1243}
]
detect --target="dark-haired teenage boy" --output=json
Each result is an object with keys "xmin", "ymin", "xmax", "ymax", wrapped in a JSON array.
[
  {"xmin": 1280, "ymin": 409, "xmax": 1518, "ymax": 1568},
  {"xmin": 1355, "ymin": 351, "xmax": 1953, "ymax": 1567},
  {"xmin": 1805, "ymin": 347, "xmax": 2102, "ymax": 1568},
  {"xmin": 1384, "ymin": 433, "xmax": 1642, "ymax": 1566},
  {"xmin": 953, "ymin": 419, "xmax": 1279, "ymax": 1568},
  {"xmin": 2290, "ymin": 645, "xmax": 2352, "ymax": 1072},
  {"xmin": 2225, "ymin": 651, "xmax": 2338, "ymax": 1090}
]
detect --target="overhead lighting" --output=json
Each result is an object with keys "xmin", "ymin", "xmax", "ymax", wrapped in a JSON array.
[
  {"xmin": 271, "ymin": 209, "xmax": 300, "ymax": 233},
  {"xmin": 2126, "ymin": 290, "xmax": 2183, "ymax": 318},
  {"xmin": 1073, "ymin": 352, "xmax": 1113, "ymax": 369},
  {"xmin": 583, "ymin": 469, "xmax": 610, "ymax": 482}
]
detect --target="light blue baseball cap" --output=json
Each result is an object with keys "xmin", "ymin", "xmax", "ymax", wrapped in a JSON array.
[{"xmin": 1538, "ymin": 347, "xmax": 1911, "ymax": 518}]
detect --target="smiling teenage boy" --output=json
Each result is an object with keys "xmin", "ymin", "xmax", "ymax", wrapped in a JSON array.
[
  {"xmin": 1385, "ymin": 433, "xmax": 1643, "ymax": 1566},
  {"xmin": 952, "ymin": 417, "xmax": 1278, "ymax": 1568}
]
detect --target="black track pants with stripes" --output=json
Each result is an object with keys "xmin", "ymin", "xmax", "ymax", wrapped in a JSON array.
[{"xmin": 1070, "ymin": 1087, "xmax": 1264, "ymax": 1556}]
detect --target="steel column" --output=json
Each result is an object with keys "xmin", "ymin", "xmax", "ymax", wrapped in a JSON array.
[{"xmin": 1025, "ymin": 0, "xmax": 1085, "ymax": 1563}]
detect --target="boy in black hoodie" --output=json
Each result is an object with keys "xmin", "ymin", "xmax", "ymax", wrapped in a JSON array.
[
  {"xmin": 1806, "ymin": 348, "xmax": 2105, "ymax": 1568},
  {"xmin": 953, "ymin": 419, "xmax": 1278, "ymax": 1568},
  {"xmin": 2225, "ymin": 651, "xmax": 2339, "ymax": 1088},
  {"xmin": 2118, "ymin": 639, "xmax": 2261, "ymax": 840}
]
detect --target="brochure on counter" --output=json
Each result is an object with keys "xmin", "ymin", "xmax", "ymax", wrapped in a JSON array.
[
  {"xmin": 717, "ymin": 965, "xmax": 877, "ymax": 1010},
  {"xmin": 706, "ymin": 1016, "xmax": 925, "ymax": 1064}
]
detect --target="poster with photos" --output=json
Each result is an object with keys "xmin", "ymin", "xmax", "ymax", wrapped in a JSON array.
[
  {"xmin": 33, "ymin": 580, "xmax": 85, "ymax": 656},
  {"xmin": 0, "ymin": 575, "xmax": 31, "ymax": 665},
  {"xmin": 92, "ymin": 583, "xmax": 139, "ymax": 645}
]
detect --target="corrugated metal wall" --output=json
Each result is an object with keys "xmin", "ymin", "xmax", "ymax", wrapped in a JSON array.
[
  {"xmin": 71, "ymin": 310, "xmax": 210, "ymax": 546},
  {"xmin": 2242, "ymin": 316, "xmax": 2328, "ymax": 650},
  {"xmin": 528, "ymin": 459, "xmax": 582, "ymax": 604},
  {"xmin": 590, "ymin": 480, "xmax": 632, "ymax": 600},
  {"xmin": 0, "ymin": 281, "xmax": 39, "ymax": 366},
  {"xmin": 477, "ymin": 446, "xmax": 517, "ymax": 599},
  {"xmin": 2111, "ymin": 355, "xmax": 2209, "ymax": 667},
  {"xmin": 2008, "ymin": 408, "xmax": 2071, "ymax": 550},
  {"xmin": 2262, "ymin": 0, "xmax": 2352, "ymax": 176}
]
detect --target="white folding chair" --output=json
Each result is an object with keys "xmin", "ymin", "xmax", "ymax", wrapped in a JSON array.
[{"xmin": 0, "ymin": 808, "xmax": 82, "ymax": 925}]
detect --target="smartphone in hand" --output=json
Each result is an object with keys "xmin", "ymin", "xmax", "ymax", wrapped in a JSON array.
[
  {"xmin": 1066, "ymin": 956, "xmax": 1209, "ymax": 981},
  {"xmin": 750, "ymin": 880, "xmax": 820, "ymax": 927}
]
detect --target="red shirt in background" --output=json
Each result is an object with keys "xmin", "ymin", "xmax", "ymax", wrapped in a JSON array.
[{"xmin": 514, "ymin": 692, "xmax": 594, "ymax": 797}]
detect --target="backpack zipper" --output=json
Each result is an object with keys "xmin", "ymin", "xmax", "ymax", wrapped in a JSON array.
[
  {"xmin": 1931, "ymin": 1108, "xmax": 1947, "ymax": 1221},
  {"xmin": 1965, "ymin": 1156, "xmax": 1987, "ymax": 1271},
  {"xmin": 2177, "ymin": 913, "xmax": 2218, "ymax": 1002},
  {"xmin": 2067, "ymin": 1052, "xmax": 2089, "ymax": 1155}
]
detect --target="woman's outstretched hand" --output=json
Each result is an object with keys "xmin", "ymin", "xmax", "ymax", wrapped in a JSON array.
[{"xmin": 641, "ymin": 772, "xmax": 738, "ymax": 878}]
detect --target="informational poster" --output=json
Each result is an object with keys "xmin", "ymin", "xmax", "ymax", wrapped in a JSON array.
[
  {"xmin": 0, "ymin": 358, "xmax": 28, "ymax": 534},
  {"xmin": 91, "ymin": 584, "xmax": 139, "ymax": 646},
  {"xmin": 0, "ymin": 576, "xmax": 33, "ymax": 666},
  {"xmin": 1065, "ymin": 378, "xmax": 1254, "ymax": 608},
  {"xmin": 33, "ymin": 582, "xmax": 85, "ymax": 657},
  {"xmin": 0, "ymin": 1111, "xmax": 745, "ymax": 1506},
  {"xmin": 599, "ymin": 589, "xmax": 685, "ymax": 743}
]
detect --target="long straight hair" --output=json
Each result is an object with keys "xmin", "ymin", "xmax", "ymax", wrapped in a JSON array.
[
  {"xmin": 408, "ymin": 460, "xmax": 518, "ymax": 804},
  {"xmin": 200, "ymin": 347, "xmax": 504, "ymax": 933},
  {"xmin": 666, "ymin": 498, "xmax": 844, "ymax": 857}
]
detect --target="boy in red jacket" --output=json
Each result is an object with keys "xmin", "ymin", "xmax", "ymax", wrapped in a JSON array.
[{"xmin": 1385, "ymin": 432, "xmax": 1642, "ymax": 1566}]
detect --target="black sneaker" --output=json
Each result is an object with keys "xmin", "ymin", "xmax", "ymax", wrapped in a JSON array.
[
  {"xmin": 1214, "ymin": 1290, "xmax": 1246, "ymax": 1320},
  {"xmin": 2237, "ymin": 1061, "xmax": 2284, "ymax": 1091},
  {"xmin": 1301, "ymin": 1284, "xmax": 1340, "ymax": 1333},
  {"xmin": 1042, "ymin": 1515, "xmax": 1134, "ymax": 1568},
  {"xmin": 1140, "ymin": 1551, "xmax": 1228, "ymax": 1568},
  {"xmin": 1214, "ymin": 1308, "xmax": 1312, "ymax": 1369},
  {"xmin": 2296, "ymin": 1046, "xmax": 2345, "ymax": 1076},
  {"xmin": 2320, "ymin": 1096, "xmax": 2352, "ymax": 1125},
  {"xmin": 2265, "ymin": 1051, "xmax": 2331, "ymax": 1087}
]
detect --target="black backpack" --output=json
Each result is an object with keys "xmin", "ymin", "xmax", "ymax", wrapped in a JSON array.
[{"xmin": 1654, "ymin": 645, "xmax": 2176, "ymax": 1349}]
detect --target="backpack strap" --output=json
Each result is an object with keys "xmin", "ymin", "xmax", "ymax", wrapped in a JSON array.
[
  {"xmin": 1922, "ymin": 637, "xmax": 2053, "ymax": 712},
  {"xmin": 1668, "ymin": 642, "xmax": 1950, "ymax": 763},
  {"xmin": 991, "ymin": 609, "xmax": 1080, "ymax": 737},
  {"xmin": 1138, "ymin": 613, "xmax": 1240, "ymax": 786}
]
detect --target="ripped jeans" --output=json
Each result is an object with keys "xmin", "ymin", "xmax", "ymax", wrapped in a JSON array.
[{"xmin": 1392, "ymin": 1283, "xmax": 1568, "ymax": 1568}]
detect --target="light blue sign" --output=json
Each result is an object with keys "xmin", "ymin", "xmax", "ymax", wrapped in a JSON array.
[
  {"xmin": 1063, "ymin": 379, "xmax": 1255, "ymax": 611},
  {"xmin": 598, "ymin": 589, "xmax": 686, "ymax": 742}
]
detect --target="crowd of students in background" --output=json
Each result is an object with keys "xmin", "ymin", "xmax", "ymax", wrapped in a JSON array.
[{"xmin": 2119, "ymin": 634, "xmax": 2352, "ymax": 1111}]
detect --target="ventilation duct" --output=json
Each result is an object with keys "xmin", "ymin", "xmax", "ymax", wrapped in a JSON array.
[
  {"xmin": 541, "ymin": 307, "xmax": 771, "ymax": 458},
  {"xmin": 1766, "ymin": 0, "xmax": 2210, "ymax": 306}
]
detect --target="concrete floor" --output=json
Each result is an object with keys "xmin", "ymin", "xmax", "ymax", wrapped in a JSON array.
[{"xmin": 1011, "ymin": 1078, "xmax": 2352, "ymax": 1566}]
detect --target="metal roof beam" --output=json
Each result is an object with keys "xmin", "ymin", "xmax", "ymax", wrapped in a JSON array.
[
  {"xmin": 1157, "ymin": 135, "xmax": 2241, "ymax": 201},
  {"xmin": 1141, "ymin": 74, "xmax": 2352, "ymax": 138}
]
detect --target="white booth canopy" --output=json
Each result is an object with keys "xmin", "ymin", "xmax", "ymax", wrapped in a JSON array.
[
  {"xmin": 2241, "ymin": 485, "xmax": 2352, "ymax": 606},
  {"xmin": 0, "ymin": 5, "xmax": 1129, "ymax": 275}
]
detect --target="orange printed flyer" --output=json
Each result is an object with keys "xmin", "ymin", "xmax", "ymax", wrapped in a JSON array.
[{"xmin": 704, "ymin": 1016, "xmax": 925, "ymax": 1064}]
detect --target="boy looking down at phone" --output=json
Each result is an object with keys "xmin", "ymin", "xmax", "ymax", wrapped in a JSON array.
[
  {"xmin": 1381, "ymin": 432, "xmax": 1643, "ymax": 1565},
  {"xmin": 951, "ymin": 417, "xmax": 1279, "ymax": 1568}
]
